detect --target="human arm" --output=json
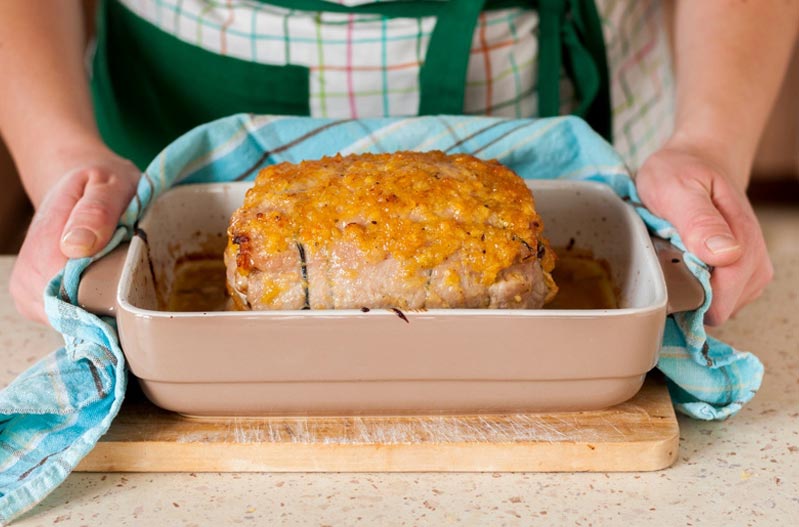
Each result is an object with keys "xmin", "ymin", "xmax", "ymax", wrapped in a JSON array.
[
  {"xmin": 0, "ymin": 1, "xmax": 140, "ymax": 322},
  {"xmin": 636, "ymin": 0, "xmax": 799, "ymax": 325}
]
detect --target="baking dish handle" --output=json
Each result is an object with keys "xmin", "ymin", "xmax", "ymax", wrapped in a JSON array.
[
  {"xmin": 77, "ymin": 243, "xmax": 128, "ymax": 317},
  {"xmin": 652, "ymin": 237, "xmax": 706, "ymax": 315}
]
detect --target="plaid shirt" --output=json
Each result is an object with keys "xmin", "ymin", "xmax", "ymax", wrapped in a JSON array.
[{"xmin": 118, "ymin": 0, "xmax": 674, "ymax": 170}]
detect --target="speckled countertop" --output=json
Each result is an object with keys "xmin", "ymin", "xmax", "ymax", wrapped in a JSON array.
[{"xmin": 2, "ymin": 204, "xmax": 797, "ymax": 526}]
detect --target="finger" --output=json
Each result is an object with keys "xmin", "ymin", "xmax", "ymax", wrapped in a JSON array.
[
  {"xmin": 704, "ymin": 263, "xmax": 750, "ymax": 326},
  {"xmin": 733, "ymin": 286, "xmax": 766, "ymax": 319},
  {"xmin": 707, "ymin": 174, "xmax": 764, "ymax": 255},
  {"xmin": 60, "ymin": 168, "xmax": 139, "ymax": 258},
  {"xmin": 651, "ymin": 178, "xmax": 744, "ymax": 268},
  {"xmin": 705, "ymin": 250, "xmax": 771, "ymax": 325},
  {"xmin": 9, "ymin": 177, "xmax": 85, "ymax": 323},
  {"xmin": 729, "ymin": 256, "xmax": 774, "ymax": 320},
  {"xmin": 8, "ymin": 272, "xmax": 46, "ymax": 323},
  {"xmin": 725, "ymin": 286, "xmax": 765, "ymax": 323},
  {"xmin": 704, "ymin": 189, "xmax": 772, "ymax": 325}
]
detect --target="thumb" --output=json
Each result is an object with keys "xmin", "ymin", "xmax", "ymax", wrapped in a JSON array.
[
  {"xmin": 655, "ymin": 180, "xmax": 743, "ymax": 267},
  {"xmin": 60, "ymin": 167, "xmax": 140, "ymax": 258}
]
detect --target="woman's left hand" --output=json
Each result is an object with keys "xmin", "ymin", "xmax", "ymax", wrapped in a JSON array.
[{"xmin": 635, "ymin": 138, "xmax": 773, "ymax": 326}]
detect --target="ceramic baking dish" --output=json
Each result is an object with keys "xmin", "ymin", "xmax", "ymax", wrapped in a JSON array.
[{"xmin": 78, "ymin": 180, "xmax": 704, "ymax": 416}]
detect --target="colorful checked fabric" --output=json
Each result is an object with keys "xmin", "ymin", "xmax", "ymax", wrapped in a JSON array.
[
  {"xmin": 0, "ymin": 115, "xmax": 762, "ymax": 524},
  {"xmin": 115, "ymin": 0, "xmax": 674, "ymax": 171}
]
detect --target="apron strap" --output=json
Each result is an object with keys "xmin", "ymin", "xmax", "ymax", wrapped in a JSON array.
[
  {"xmin": 538, "ymin": 0, "xmax": 565, "ymax": 119},
  {"xmin": 417, "ymin": 0, "xmax": 488, "ymax": 115},
  {"xmin": 537, "ymin": 0, "xmax": 612, "ymax": 142},
  {"xmin": 569, "ymin": 0, "xmax": 612, "ymax": 141}
]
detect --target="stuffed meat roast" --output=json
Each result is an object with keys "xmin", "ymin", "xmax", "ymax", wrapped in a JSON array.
[{"xmin": 225, "ymin": 151, "xmax": 557, "ymax": 310}]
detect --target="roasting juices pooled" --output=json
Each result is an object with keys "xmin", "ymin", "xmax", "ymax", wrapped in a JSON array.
[
  {"xmin": 545, "ymin": 243, "xmax": 619, "ymax": 310},
  {"xmin": 224, "ymin": 151, "xmax": 558, "ymax": 310}
]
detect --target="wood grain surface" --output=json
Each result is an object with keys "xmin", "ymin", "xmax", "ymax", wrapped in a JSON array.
[{"xmin": 77, "ymin": 375, "xmax": 679, "ymax": 473}]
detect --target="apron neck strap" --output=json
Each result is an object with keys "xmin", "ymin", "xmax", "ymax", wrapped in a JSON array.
[
  {"xmin": 417, "ymin": 0, "xmax": 488, "ymax": 115},
  {"xmin": 418, "ymin": 0, "xmax": 611, "ymax": 142},
  {"xmin": 570, "ymin": 0, "xmax": 612, "ymax": 143},
  {"xmin": 537, "ymin": 0, "xmax": 612, "ymax": 142}
]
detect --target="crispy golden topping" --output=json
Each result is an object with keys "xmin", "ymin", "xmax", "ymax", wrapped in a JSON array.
[{"xmin": 228, "ymin": 151, "xmax": 553, "ymax": 286}]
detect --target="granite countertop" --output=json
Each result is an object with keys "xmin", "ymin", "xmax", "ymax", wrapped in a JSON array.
[{"xmin": 2, "ymin": 204, "xmax": 797, "ymax": 526}]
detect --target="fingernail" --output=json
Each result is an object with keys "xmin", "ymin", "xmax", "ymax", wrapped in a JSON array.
[
  {"xmin": 705, "ymin": 234, "xmax": 740, "ymax": 254},
  {"xmin": 62, "ymin": 228, "xmax": 97, "ymax": 252}
]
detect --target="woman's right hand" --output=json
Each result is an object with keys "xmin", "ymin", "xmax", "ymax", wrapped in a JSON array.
[{"xmin": 10, "ymin": 147, "xmax": 141, "ymax": 323}]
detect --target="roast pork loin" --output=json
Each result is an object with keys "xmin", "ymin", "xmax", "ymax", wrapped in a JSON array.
[{"xmin": 225, "ymin": 151, "xmax": 557, "ymax": 310}]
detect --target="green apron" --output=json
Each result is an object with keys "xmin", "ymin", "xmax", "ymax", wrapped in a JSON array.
[{"xmin": 91, "ymin": 0, "xmax": 611, "ymax": 169}]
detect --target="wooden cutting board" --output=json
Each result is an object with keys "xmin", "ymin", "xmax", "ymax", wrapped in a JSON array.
[{"xmin": 76, "ymin": 375, "xmax": 679, "ymax": 473}]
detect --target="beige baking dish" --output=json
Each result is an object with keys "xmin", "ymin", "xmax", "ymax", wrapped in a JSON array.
[{"xmin": 78, "ymin": 180, "xmax": 704, "ymax": 416}]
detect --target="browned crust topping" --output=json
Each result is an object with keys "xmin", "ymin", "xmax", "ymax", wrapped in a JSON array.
[{"xmin": 226, "ymin": 151, "xmax": 556, "ymax": 309}]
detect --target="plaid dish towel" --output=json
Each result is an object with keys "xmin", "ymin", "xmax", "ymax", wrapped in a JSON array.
[{"xmin": 0, "ymin": 115, "xmax": 763, "ymax": 524}]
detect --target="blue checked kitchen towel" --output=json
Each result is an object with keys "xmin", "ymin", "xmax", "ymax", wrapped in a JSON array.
[{"xmin": 0, "ymin": 115, "xmax": 764, "ymax": 524}]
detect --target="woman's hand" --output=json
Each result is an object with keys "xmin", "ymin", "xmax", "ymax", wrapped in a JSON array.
[
  {"xmin": 0, "ymin": 3, "xmax": 141, "ymax": 324},
  {"xmin": 636, "ymin": 138, "xmax": 773, "ymax": 326},
  {"xmin": 9, "ymin": 146, "xmax": 140, "ymax": 323}
]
